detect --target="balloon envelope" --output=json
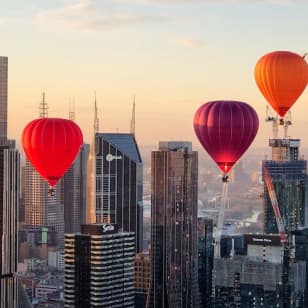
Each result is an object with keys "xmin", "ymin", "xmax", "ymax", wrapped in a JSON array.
[
  {"xmin": 22, "ymin": 118, "xmax": 83, "ymax": 187},
  {"xmin": 255, "ymin": 51, "xmax": 308, "ymax": 117},
  {"xmin": 194, "ymin": 100, "xmax": 259, "ymax": 173}
]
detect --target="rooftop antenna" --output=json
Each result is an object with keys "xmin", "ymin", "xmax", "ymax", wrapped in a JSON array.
[
  {"xmin": 130, "ymin": 95, "xmax": 136, "ymax": 135},
  {"xmin": 39, "ymin": 92, "xmax": 48, "ymax": 118},
  {"xmin": 94, "ymin": 91, "xmax": 99, "ymax": 133},
  {"xmin": 69, "ymin": 97, "xmax": 75, "ymax": 121}
]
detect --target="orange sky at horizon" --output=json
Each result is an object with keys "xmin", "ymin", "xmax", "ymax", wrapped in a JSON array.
[{"xmin": 2, "ymin": 1, "xmax": 308, "ymax": 152}]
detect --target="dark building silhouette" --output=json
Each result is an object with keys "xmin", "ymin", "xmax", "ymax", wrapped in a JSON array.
[
  {"xmin": 63, "ymin": 143, "xmax": 89, "ymax": 233},
  {"xmin": 292, "ymin": 228, "xmax": 308, "ymax": 306},
  {"xmin": 95, "ymin": 133, "xmax": 143, "ymax": 252},
  {"xmin": 0, "ymin": 56, "xmax": 20, "ymax": 308},
  {"xmin": 198, "ymin": 217, "xmax": 214, "ymax": 308},
  {"xmin": 147, "ymin": 141, "xmax": 199, "ymax": 308}
]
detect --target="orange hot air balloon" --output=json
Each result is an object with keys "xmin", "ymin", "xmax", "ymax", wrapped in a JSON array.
[
  {"xmin": 22, "ymin": 118, "xmax": 83, "ymax": 187},
  {"xmin": 255, "ymin": 51, "xmax": 308, "ymax": 117}
]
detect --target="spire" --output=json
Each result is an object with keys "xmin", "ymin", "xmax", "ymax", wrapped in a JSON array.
[
  {"xmin": 130, "ymin": 95, "xmax": 135, "ymax": 135},
  {"xmin": 39, "ymin": 92, "xmax": 48, "ymax": 118},
  {"xmin": 94, "ymin": 91, "xmax": 99, "ymax": 133},
  {"xmin": 69, "ymin": 97, "xmax": 75, "ymax": 121}
]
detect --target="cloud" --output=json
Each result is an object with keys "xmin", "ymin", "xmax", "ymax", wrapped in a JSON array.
[
  {"xmin": 175, "ymin": 37, "xmax": 202, "ymax": 48},
  {"xmin": 125, "ymin": 0, "xmax": 303, "ymax": 4},
  {"xmin": 35, "ymin": 0, "xmax": 165, "ymax": 31}
]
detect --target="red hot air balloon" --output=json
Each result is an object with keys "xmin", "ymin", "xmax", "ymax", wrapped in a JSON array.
[
  {"xmin": 22, "ymin": 118, "xmax": 83, "ymax": 187},
  {"xmin": 255, "ymin": 51, "xmax": 308, "ymax": 117},
  {"xmin": 194, "ymin": 100, "xmax": 259, "ymax": 174}
]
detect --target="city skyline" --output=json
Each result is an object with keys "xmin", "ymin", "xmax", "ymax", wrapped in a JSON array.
[{"xmin": 1, "ymin": 0, "xmax": 308, "ymax": 151}]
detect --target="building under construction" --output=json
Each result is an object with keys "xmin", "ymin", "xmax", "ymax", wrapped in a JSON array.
[
  {"xmin": 260, "ymin": 135, "xmax": 308, "ymax": 307},
  {"xmin": 213, "ymin": 256, "xmax": 306, "ymax": 307},
  {"xmin": 263, "ymin": 138, "xmax": 307, "ymax": 234},
  {"xmin": 212, "ymin": 234, "xmax": 306, "ymax": 308}
]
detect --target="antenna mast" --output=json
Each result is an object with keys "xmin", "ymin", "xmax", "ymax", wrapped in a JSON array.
[
  {"xmin": 69, "ymin": 97, "xmax": 75, "ymax": 121},
  {"xmin": 130, "ymin": 96, "xmax": 135, "ymax": 135},
  {"xmin": 94, "ymin": 92, "xmax": 99, "ymax": 133},
  {"xmin": 39, "ymin": 92, "xmax": 48, "ymax": 118}
]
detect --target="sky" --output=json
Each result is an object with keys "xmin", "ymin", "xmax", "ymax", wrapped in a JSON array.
[{"xmin": 1, "ymin": 0, "xmax": 308, "ymax": 153}]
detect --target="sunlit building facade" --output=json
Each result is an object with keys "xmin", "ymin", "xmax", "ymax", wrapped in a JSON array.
[
  {"xmin": 24, "ymin": 162, "xmax": 64, "ymax": 248},
  {"xmin": 135, "ymin": 252, "xmax": 150, "ymax": 307},
  {"xmin": 147, "ymin": 141, "xmax": 199, "ymax": 308},
  {"xmin": 24, "ymin": 94, "xmax": 64, "ymax": 249},
  {"xmin": 0, "ymin": 56, "xmax": 8, "ymax": 144}
]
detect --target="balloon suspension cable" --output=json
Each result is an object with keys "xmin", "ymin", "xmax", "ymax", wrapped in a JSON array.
[{"xmin": 215, "ymin": 176, "xmax": 229, "ymax": 258}]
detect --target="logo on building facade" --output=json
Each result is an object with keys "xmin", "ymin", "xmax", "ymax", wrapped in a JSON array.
[
  {"xmin": 106, "ymin": 154, "xmax": 122, "ymax": 162},
  {"xmin": 102, "ymin": 224, "xmax": 115, "ymax": 232}
]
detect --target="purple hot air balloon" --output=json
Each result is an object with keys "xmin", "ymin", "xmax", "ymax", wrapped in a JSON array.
[{"xmin": 194, "ymin": 100, "xmax": 259, "ymax": 174}]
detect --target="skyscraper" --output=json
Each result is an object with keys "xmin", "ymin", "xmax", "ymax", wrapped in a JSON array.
[
  {"xmin": 63, "ymin": 143, "xmax": 89, "ymax": 233},
  {"xmin": 0, "ymin": 56, "xmax": 20, "ymax": 308},
  {"xmin": 24, "ymin": 94, "xmax": 64, "ymax": 250},
  {"xmin": 147, "ymin": 141, "xmax": 199, "ymax": 308},
  {"xmin": 0, "ymin": 57, "xmax": 8, "ymax": 144},
  {"xmin": 198, "ymin": 217, "xmax": 214, "ymax": 308},
  {"xmin": 95, "ymin": 133, "xmax": 143, "ymax": 252},
  {"xmin": 86, "ymin": 97, "xmax": 99, "ymax": 224},
  {"xmin": 64, "ymin": 224, "xmax": 135, "ymax": 307},
  {"xmin": 263, "ymin": 138, "xmax": 307, "ymax": 234}
]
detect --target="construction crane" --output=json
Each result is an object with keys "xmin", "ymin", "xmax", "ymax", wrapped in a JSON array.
[
  {"xmin": 263, "ymin": 164, "xmax": 291, "ymax": 308},
  {"xmin": 266, "ymin": 105, "xmax": 292, "ymax": 139}
]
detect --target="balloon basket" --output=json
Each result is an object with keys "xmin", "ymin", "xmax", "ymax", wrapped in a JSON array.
[
  {"xmin": 222, "ymin": 175, "xmax": 229, "ymax": 183},
  {"xmin": 48, "ymin": 188, "xmax": 55, "ymax": 197}
]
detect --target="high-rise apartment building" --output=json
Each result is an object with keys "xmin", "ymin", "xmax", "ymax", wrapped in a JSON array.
[
  {"xmin": 263, "ymin": 138, "xmax": 307, "ymax": 233},
  {"xmin": 0, "ymin": 56, "xmax": 20, "ymax": 308},
  {"xmin": 64, "ymin": 224, "xmax": 135, "ymax": 307},
  {"xmin": 147, "ymin": 141, "xmax": 199, "ymax": 308},
  {"xmin": 95, "ymin": 133, "xmax": 143, "ymax": 252},
  {"xmin": 63, "ymin": 143, "xmax": 89, "ymax": 233}
]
